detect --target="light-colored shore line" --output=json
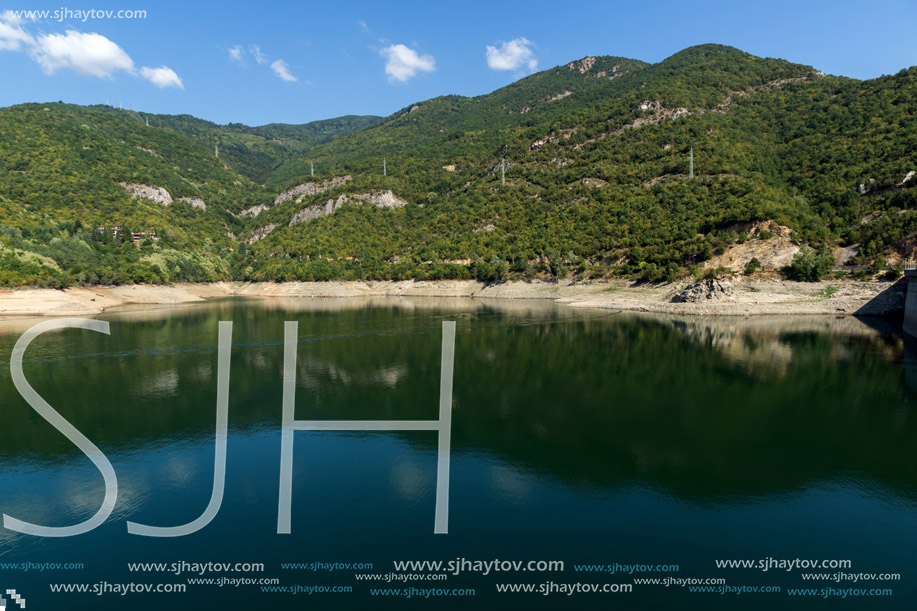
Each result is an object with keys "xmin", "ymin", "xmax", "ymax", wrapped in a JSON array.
[{"xmin": 0, "ymin": 278, "xmax": 904, "ymax": 319}]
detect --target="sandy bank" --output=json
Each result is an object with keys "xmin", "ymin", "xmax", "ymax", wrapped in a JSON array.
[{"xmin": 0, "ymin": 278, "xmax": 904, "ymax": 318}]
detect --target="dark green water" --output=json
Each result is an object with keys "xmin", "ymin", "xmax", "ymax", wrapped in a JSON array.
[{"xmin": 0, "ymin": 298, "xmax": 915, "ymax": 610}]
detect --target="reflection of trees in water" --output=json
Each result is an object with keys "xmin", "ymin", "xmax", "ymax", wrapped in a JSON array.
[
  {"xmin": 664, "ymin": 314, "xmax": 904, "ymax": 378},
  {"xmin": 0, "ymin": 298, "xmax": 913, "ymax": 505},
  {"xmin": 902, "ymin": 338, "xmax": 917, "ymax": 395},
  {"xmin": 448, "ymin": 313, "xmax": 917, "ymax": 502}
]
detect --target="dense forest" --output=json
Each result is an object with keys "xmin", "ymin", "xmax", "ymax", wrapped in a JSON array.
[{"xmin": 0, "ymin": 44, "xmax": 915, "ymax": 287}]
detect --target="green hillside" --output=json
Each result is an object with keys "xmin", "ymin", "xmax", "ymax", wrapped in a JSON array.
[
  {"xmin": 1, "ymin": 44, "xmax": 915, "ymax": 287},
  {"xmin": 140, "ymin": 112, "xmax": 383, "ymax": 184}
]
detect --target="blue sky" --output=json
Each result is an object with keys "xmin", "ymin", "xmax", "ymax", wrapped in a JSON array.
[{"xmin": 0, "ymin": 0, "xmax": 915, "ymax": 126}]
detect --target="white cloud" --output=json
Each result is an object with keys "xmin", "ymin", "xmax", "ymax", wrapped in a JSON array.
[
  {"xmin": 0, "ymin": 9, "xmax": 23, "ymax": 26},
  {"xmin": 250, "ymin": 44, "xmax": 267, "ymax": 65},
  {"xmin": 0, "ymin": 11, "xmax": 35, "ymax": 51},
  {"xmin": 270, "ymin": 58, "xmax": 297, "ymax": 82},
  {"xmin": 379, "ymin": 43, "xmax": 434, "ymax": 83},
  {"xmin": 357, "ymin": 20, "xmax": 369, "ymax": 32},
  {"xmin": 0, "ymin": 15, "xmax": 184, "ymax": 88},
  {"xmin": 230, "ymin": 42, "xmax": 301, "ymax": 83},
  {"xmin": 140, "ymin": 65, "xmax": 184, "ymax": 88},
  {"xmin": 33, "ymin": 30, "xmax": 135, "ymax": 78},
  {"xmin": 486, "ymin": 37, "xmax": 537, "ymax": 72}
]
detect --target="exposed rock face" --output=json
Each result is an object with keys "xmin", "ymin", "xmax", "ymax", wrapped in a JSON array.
[
  {"xmin": 135, "ymin": 146, "xmax": 160, "ymax": 157},
  {"xmin": 120, "ymin": 183, "xmax": 172, "ymax": 206},
  {"xmin": 571, "ymin": 100, "xmax": 690, "ymax": 150},
  {"xmin": 179, "ymin": 196, "xmax": 206, "ymax": 210},
  {"xmin": 369, "ymin": 190, "xmax": 410, "ymax": 209},
  {"xmin": 616, "ymin": 105, "xmax": 691, "ymax": 134},
  {"xmin": 595, "ymin": 65, "xmax": 622, "ymax": 79},
  {"xmin": 672, "ymin": 279, "xmax": 736, "ymax": 303},
  {"xmin": 442, "ymin": 164, "xmax": 457, "ymax": 172},
  {"xmin": 289, "ymin": 196, "xmax": 346, "ymax": 226},
  {"xmin": 274, "ymin": 175, "xmax": 353, "ymax": 205},
  {"xmin": 288, "ymin": 191, "xmax": 409, "ymax": 227},
  {"xmin": 715, "ymin": 73, "xmax": 821, "ymax": 114},
  {"xmin": 703, "ymin": 221, "xmax": 799, "ymax": 272},
  {"xmin": 722, "ymin": 220, "xmax": 792, "ymax": 239},
  {"xmin": 567, "ymin": 57, "xmax": 596, "ymax": 73},
  {"xmin": 246, "ymin": 223, "xmax": 278, "ymax": 243},
  {"xmin": 398, "ymin": 104, "xmax": 422, "ymax": 117},
  {"xmin": 899, "ymin": 170, "xmax": 915, "ymax": 187},
  {"xmin": 894, "ymin": 231, "xmax": 917, "ymax": 261},
  {"xmin": 565, "ymin": 57, "xmax": 626, "ymax": 80},
  {"xmin": 530, "ymin": 128, "xmax": 577, "ymax": 150},
  {"xmin": 240, "ymin": 204, "xmax": 270, "ymax": 217},
  {"xmin": 547, "ymin": 90, "xmax": 573, "ymax": 102},
  {"xmin": 642, "ymin": 174, "xmax": 687, "ymax": 187},
  {"xmin": 858, "ymin": 179, "xmax": 876, "ymax": 194},
  {"xmin": 834, "ymin": 244, "xmax": 860, "ymax": 265}
]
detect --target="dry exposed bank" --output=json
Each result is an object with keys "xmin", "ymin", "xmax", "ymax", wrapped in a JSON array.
[{"xmin": 0, "ymin": 278, "xmax": 904, "ymax": 319}]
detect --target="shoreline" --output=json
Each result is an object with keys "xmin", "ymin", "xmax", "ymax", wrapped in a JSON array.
[{"xmin": 0, "ymin": 278, "xmax": 904, "ymax": 319}]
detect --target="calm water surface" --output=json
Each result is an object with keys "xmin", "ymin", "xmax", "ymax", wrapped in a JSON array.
[{"xmin": 0, "ymin": 297, "xmax": 915, "ymax": 609}]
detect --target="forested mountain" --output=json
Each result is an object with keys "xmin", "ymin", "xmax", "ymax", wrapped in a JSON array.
[
  {"xmin": 1, "ymin": 44, "xmax": 915, "ymax": 287},
  {"xmin": 137, "ymin": 112, "xmax": 383, "ymax": 184}
]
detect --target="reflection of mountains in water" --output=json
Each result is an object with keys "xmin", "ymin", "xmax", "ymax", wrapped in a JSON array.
[
  {"xmin": 662, "ymin": 314, "xmax": 905, "ymax": 378},
  {"xmin": 0, "ymin": 298, "xmax": 914, "ymax": 506}
]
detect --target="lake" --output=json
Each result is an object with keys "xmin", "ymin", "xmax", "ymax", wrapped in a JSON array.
[{"xmin": 0, "ymin": 297, "xmax": 915, "ymax": 609}]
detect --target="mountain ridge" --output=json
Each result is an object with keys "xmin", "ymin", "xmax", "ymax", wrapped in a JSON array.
[{"xmin": 0, "ymin": 44, "xmax": 915, "ymax": 287}]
